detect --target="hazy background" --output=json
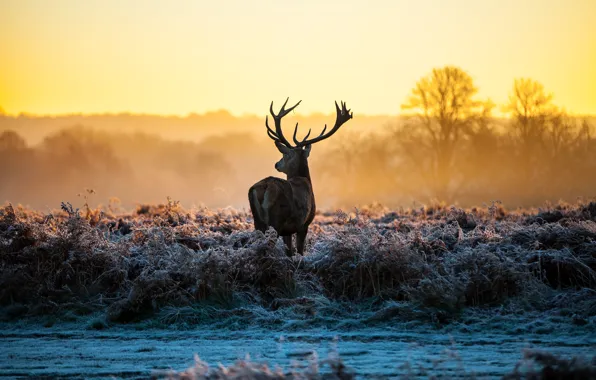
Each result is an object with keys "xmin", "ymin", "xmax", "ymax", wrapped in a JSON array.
[
  {"xmin": 1, "ymin": 75, "xmax": 594, "ymax": 211},
  {"xmin": 0, "ymin": 110, "xmax": 396, "ymax": 210},
  {"xmin": 1, "ymin": 1, "xmax": 595, "ymax": 210}
]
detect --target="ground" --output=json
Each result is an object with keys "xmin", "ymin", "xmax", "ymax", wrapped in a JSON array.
[{"xmin": 0, "ymin": 200, "xmax": 595, "ymax": 378}]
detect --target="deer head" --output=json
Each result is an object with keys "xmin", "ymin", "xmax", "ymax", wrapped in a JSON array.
[{"xmin": 266, "ymin": 98, "xmax": 353, "ymax": 178}]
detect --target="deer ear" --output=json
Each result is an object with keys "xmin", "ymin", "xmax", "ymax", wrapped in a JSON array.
[
  {"xmin": 275, "ymin": 141, "xmax": 291, "ymax": 154},
  {"xmin": 303, "ymin": 144, "xmax": 312, "ymax": 157}
]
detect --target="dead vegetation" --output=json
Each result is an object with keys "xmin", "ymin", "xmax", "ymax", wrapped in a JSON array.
[
  {"xmin": 503, "ymin": 350, "xmax": 596, "ymax": 380},
  {"xmin": 1, "ymin": 200, "xmax": 595, "ymax": 324},
  {"xmin": 159, "ymin": 349, "xmax": 596, "ymax": 380},
  {"xmin": 159, "ymin": 352, "xmax": 354, "ymax": 380}
]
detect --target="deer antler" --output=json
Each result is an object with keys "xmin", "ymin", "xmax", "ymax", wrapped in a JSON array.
[
  {"xmin": 265, "ymin": 97, "xmax": 302, "ymax": 148},
  {"xmin": 265, "ymin": 99, "xmax": 352, "ymax": 148},
  {"xmin": 292, "ymin": 101, "xmax": 353, "ymax": 147}
]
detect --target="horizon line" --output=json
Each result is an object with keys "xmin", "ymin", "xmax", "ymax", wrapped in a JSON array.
[
  {"xmin": 0, "ymin": 109, "xmax": 403, "ymax": 119},
  {"xmin": 3, "ymin": 109, "xmax": 596, "ymax": 119}
]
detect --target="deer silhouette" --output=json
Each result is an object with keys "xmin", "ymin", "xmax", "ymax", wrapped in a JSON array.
[{"xmin": 249, "ymin": 98, "xmax": 353, "ymax": 256}]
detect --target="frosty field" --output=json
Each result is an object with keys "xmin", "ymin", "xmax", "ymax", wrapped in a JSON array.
[
  {"xmin": 1, "ymin": 201, "xmax": 595, "ymax": 378},
  {"xmin": 1, "ymin": 322, "xmax": 594, "ymax": 378}
]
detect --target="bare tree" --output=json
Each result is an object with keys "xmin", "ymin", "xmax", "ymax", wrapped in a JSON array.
[
  {"xmin": 504, "ymin": 78, "xmax": 560, "ymax": 157},
  {"xmin": 0, "ymin": 130, "xmax": 29, "ymax": 188},
  {"xmin": 400, "ymin": 66, "xmax": 492, "ymax": 202},
  {"xmin": 0, "ymin": 130, "xmax": 27, "ymax": 152},
  {"xmin": 504, "ymin": 78, "xmax": 596, "ymax": 201}
]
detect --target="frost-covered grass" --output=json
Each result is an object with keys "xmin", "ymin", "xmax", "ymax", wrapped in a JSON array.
[
  {"xmin": 160, "ymin": 349, "xmax": 596, "ymax": 380},
  {"xmin": 159, "ymin": 351, "xmax": 354, "ymax": 380},
  {"xmin": 0, "ymin": 200, "xmax": 595, "ymax": 325}
]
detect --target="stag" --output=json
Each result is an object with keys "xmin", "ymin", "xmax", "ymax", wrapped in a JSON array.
[{"xmin": 249, "ymin": 98, "xmax": 353, "ymax": 256}]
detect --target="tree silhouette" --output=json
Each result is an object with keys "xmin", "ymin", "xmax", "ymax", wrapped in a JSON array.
[
  {"xmin": 0, "ymin": 130, "xmax": 27, "ymax": 152},
  {"xmin": 400, "ymin": 66, "xmax": 492, "ymax": 201},
  {"xmin": 502, "ymin": 78, "xmax": 596, "ymax": 202},
  {"xmin": 504, "ymin": 79, "xmax": 563, "ymax": 180},
  {"xmin": 0, "ymin": 130, "xmax": 32, "ymax": 196},
  {"xmin": 504, "ymin": 78, "xmax": 560, "ymax": 156}
]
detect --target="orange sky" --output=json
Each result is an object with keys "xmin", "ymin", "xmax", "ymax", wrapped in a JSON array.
[{"xmin": 1, "ymin": 0, "xmax": 595, "ymax": 116}]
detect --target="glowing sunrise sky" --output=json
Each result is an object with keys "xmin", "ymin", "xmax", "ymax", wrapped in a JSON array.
[{"xmin": 1, "ymin": 0, "xmax": 595, "ymax": 116}]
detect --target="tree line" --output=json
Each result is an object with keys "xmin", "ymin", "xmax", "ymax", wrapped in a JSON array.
[
  {"xmin": 1, "ymin": 65, "xmax": 594, "ymax": 209},
  {"xmin": 312, "ymin": 66, "xmax": 595, "ymax": 208}
]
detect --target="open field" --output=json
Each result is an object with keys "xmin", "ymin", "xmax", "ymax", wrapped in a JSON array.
[
  {"xmin": 1, "ymin": 200, "xmax": 595, "ymax": 378},
  {"xmin": 1, "ymin": 324, "xmax": 594, "ymax": 379}
]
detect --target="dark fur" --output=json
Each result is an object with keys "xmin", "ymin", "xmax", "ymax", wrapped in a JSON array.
[
  {"xmin": 249, "ymin": 144, "xmax": 315, "ymax": 256},
  {"xmin": 249, "ymin": 99, "xmax": 352, "ymax": 256}
]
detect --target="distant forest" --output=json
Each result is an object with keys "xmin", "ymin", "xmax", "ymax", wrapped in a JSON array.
[{"xmin": 1, "ymin": 66, "xmax": 595, "ymax": 210}]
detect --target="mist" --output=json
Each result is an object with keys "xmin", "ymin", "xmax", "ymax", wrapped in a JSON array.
[{"xmin": 1, "ymin": 110, "xmax": 594, "ymax": 212}]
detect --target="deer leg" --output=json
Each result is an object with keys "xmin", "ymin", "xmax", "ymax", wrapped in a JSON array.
[
  {"xmin": 296, "ymin": 229, "xmax": 308, "ymax": 255},
  {"xmin": 250, "ymin": 215, "xmax": 267, "ymax": 232},
  {"xmin": 248, "ymin": 189, "xmax": 267, "ymax": 232},
  {"xmin": 282, "ymin": 235, "xmax": 293, "ymax": 257},
  {"xmin": 253, "ymin": 219, "xmax": 267, "ymax": 233}
]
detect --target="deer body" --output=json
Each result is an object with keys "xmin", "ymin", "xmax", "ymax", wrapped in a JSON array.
[{"xmin": 249, "ymin": 98, "xmax": 352, "ymax": 256}]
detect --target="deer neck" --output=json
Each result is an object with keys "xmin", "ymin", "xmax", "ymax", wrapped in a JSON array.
[{"xmin": 287, "ymin": 158, "xmax": 311, "ymax": 183}]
